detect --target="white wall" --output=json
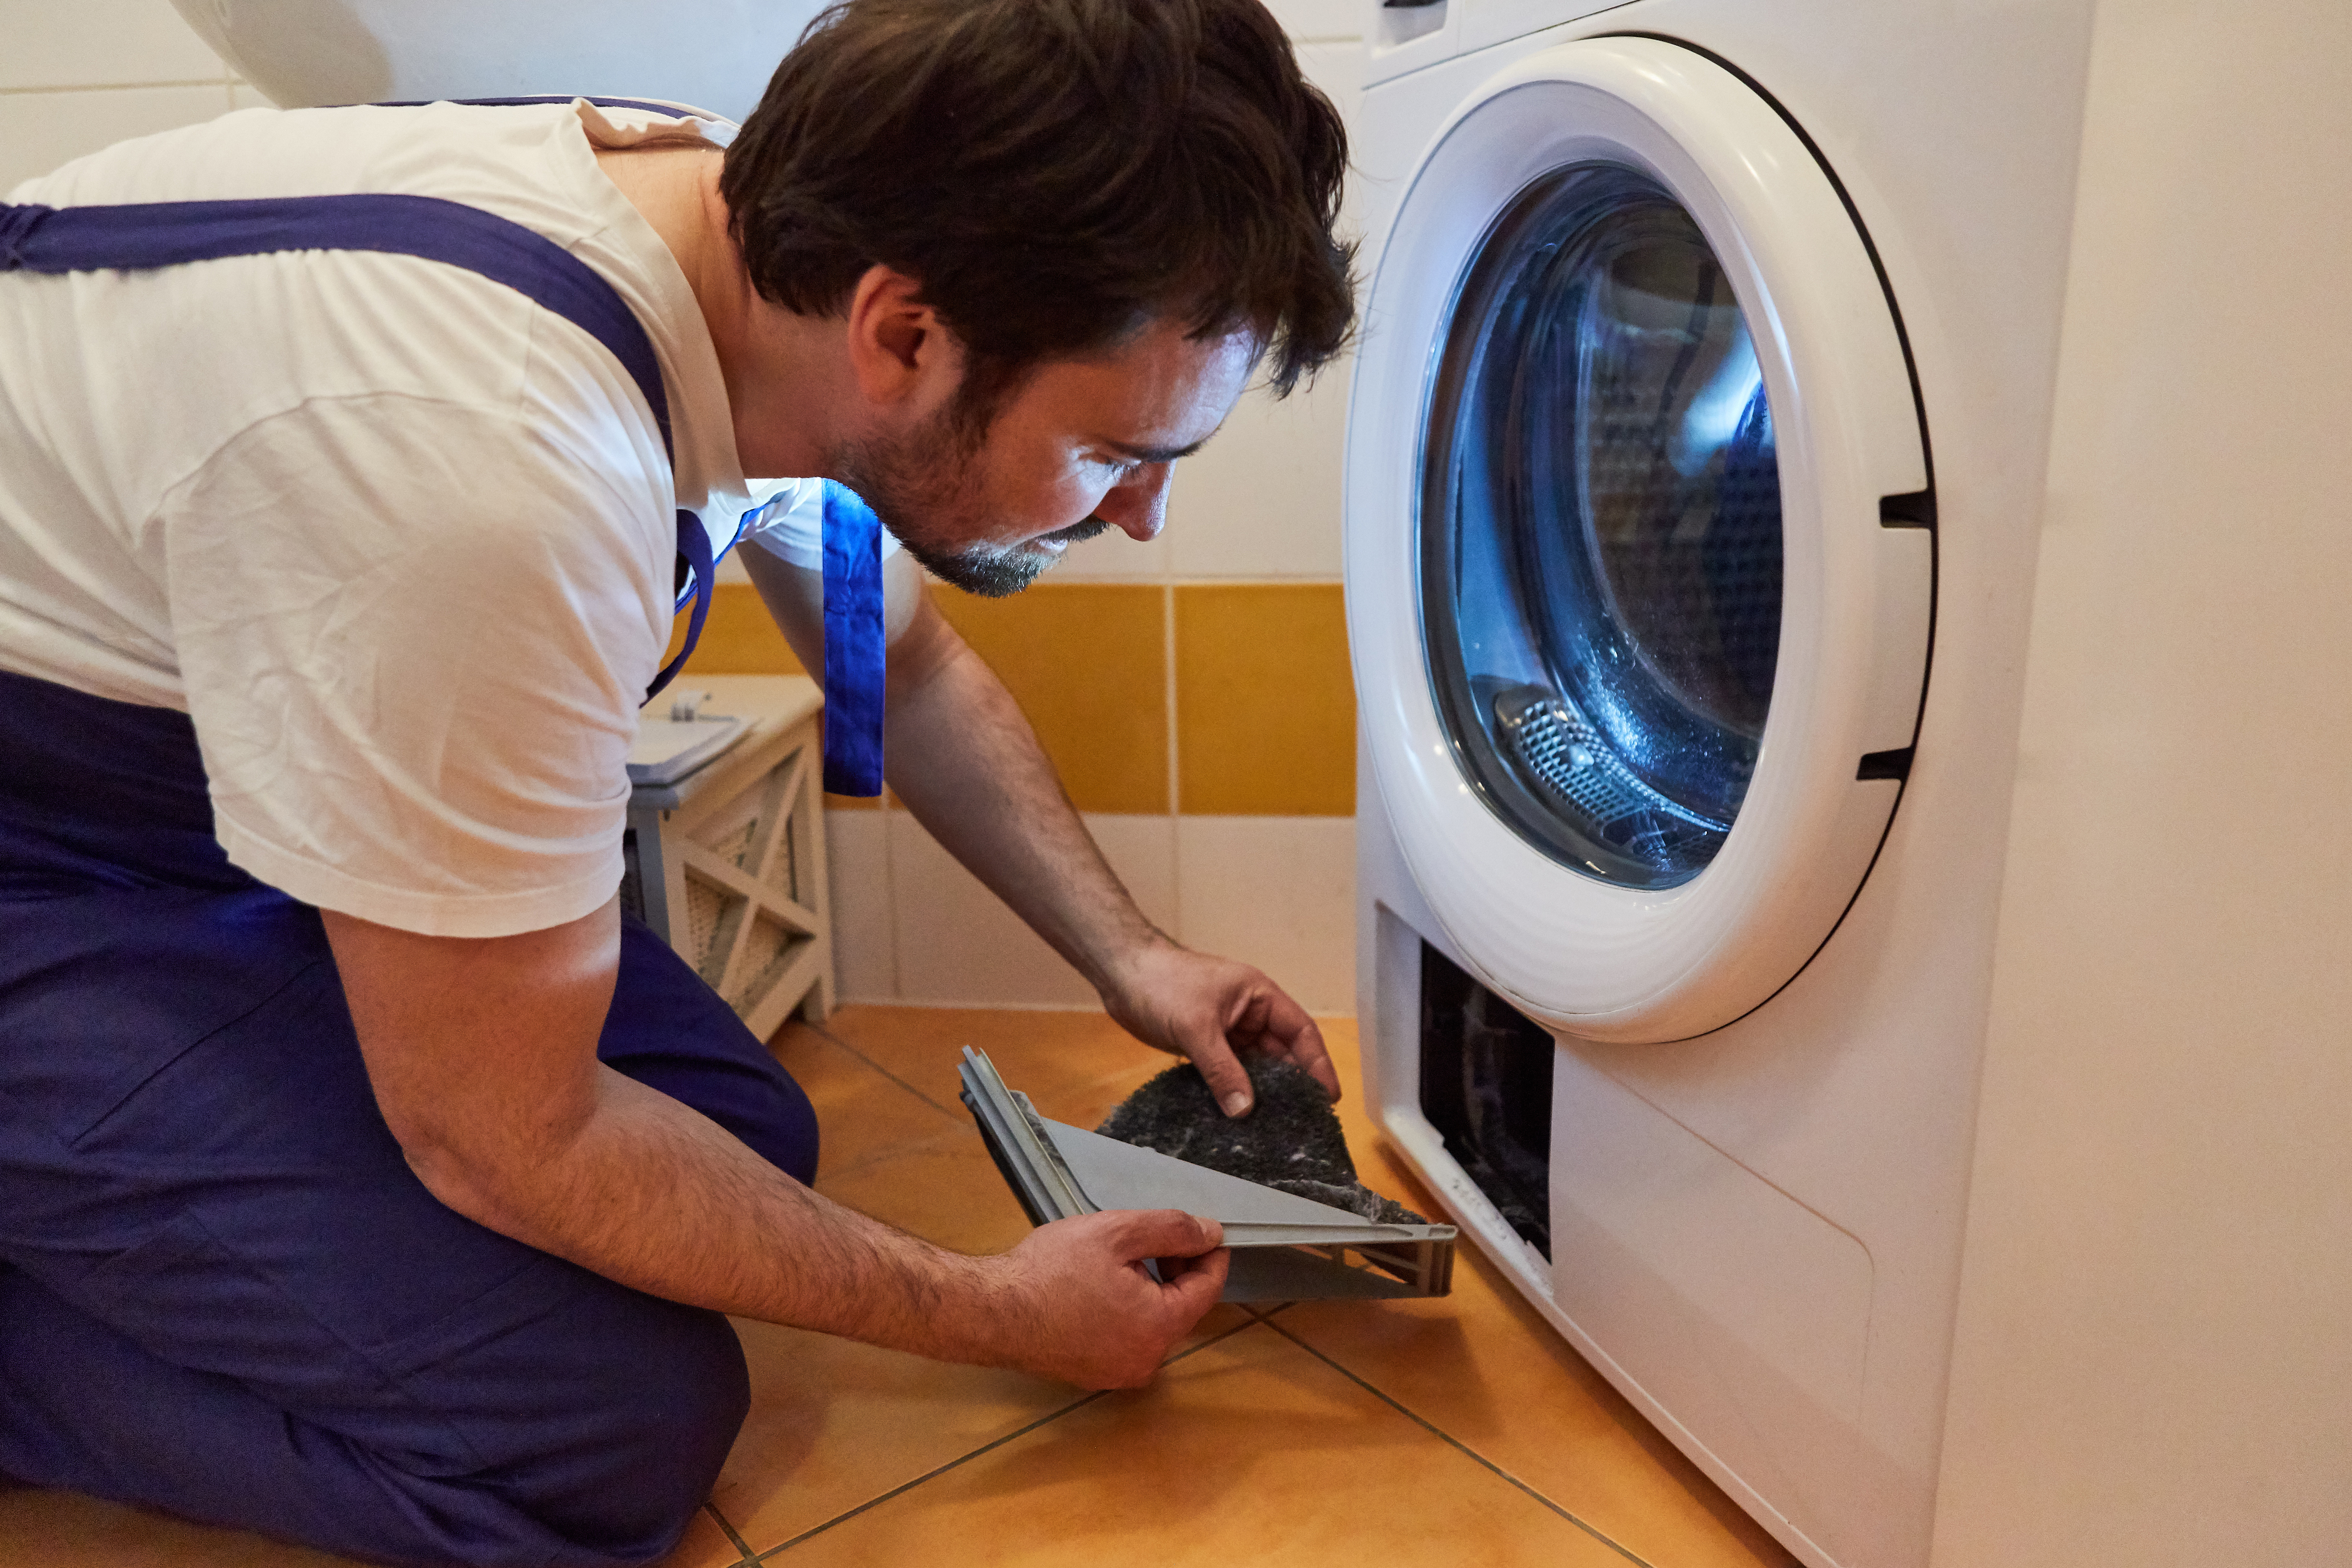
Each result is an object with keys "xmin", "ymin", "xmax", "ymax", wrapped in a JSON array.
[
  {"xmin": 1932, "ymin": 1, "xmax": 2352, "ymax": 1561},
  {"xmin": 0, "ymin": 0, "xmax": 254, "ymax": 194}
]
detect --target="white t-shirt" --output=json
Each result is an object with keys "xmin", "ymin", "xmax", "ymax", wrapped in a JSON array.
[{"xmin": 0, "ymin": 98, "xmax": 862, "ymax": 937}]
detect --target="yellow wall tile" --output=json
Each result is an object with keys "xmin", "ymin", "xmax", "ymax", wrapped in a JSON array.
[
  {"xmin": 666, "ymin": 581, "xmax": 1178, "ymax": 813},
  {"xmin": 666, "ymin": 582, "xmax": 805, "ymax": 677},
  {"xmin": 661, "ymin": 586, "xmax": 883, "ymax": 808},
  {"xmin": 1175, "ymin": 583, "xmax": 1355, "ymax": 816},
  {"xmin": 929, "ymin": 582, "xmax": 1169, "ymax": 815}
]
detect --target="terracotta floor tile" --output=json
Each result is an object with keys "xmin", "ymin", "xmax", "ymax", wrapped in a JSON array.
[
  {"xmin": 716, "ymin": 1305, "xmax": 1256, "ymax": 1558},
  {"xmin": 0, "ymin": 1486, "xmax": 748, "ymax": 1567},
  {"xmin": 765, "ymin": 1320, "xmax": 1634, "ymax": 1566},
  {"xmin": 1285, "ymin": 1024, "xmax": 1800, "ymax": 1568},
  {"xmin": 767, "ymin": 1019, "xmax": 961, "ymax": 1180},
  {"xmin": 713, "ymin": 1319, "xmax": 1088, "ymax": 1555},
  {"xmin": 0, "ymin": 1488, "xmax": 378, "ymax": 1568},
  {"xmin": 668, "ymin": 1505, "xmax": 755, "ymax": 1567},
  {"xmin": 817, "ymin": 1005, "xmax": 1174, "ymax": 1125},
  {"xmin": 815, "ymin": 1125, "xmax": 1037, "ymax": 1257}
]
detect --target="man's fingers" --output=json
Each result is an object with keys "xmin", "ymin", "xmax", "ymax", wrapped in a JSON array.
[
  {"xmin": 1110, "ymin": 1208, "xmax": 1224, "ymax": 1261},
  {"xmin": 1158, "ymin": 1243, "xmax": 1231, "ymax": 1315},
  {"xmin": 1296, "ymin": 1039, "xmax": 1342, "ymax": 1103},
  {"xmin": 1184, "ymin": 1031, "xmax": 1257, "ymax": 1118},
  {"xmin": 1239, "ymin": 988, "xmax": 1340, "ymax": 1103},
  {"xmin": 1275, "ymin": 1006, "xmax": 1340, "ymax": 1102}
]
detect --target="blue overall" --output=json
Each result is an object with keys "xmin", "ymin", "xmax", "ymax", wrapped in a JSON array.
[{"xmin": 0, "ymin": 170, "xmax": 838, "ymax": 1565}]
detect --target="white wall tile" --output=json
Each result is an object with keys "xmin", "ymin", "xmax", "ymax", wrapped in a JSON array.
[
  {"xmin": 886, "ymin": 811, "xmax": 1176, "ymax": 1007},
  {"xmin": 229, "ymin": 82, "xmax": 274, "ymax": 111},
  {"xmin": 1175, "ymin": 814, "xmax": 1356, "ymax": 1013},
  {"xmin": 1162, "ymin": 352, "xmax": 1351, "ymax": 579},
  {"xmin": 0, "ymin": 83, "xmax": 234, "ymax": 194},
  {"xmin": 1085, "ymin": 812, "xmax": 1179, "ymax": 931},
  {"xmin": 0, "ymin": 0, "xmax": 229, "ymax": 91},
  {"xmin": 1265, "ymin": 0, "xmax": 1367, "ymax": 40},
  {"xmin": 1158, "ymin": 39, "xmax": 1365, "ymax": 582},
  {"xmin": 824, "ymin": 807, "xmax": 898, "ymax": 1003}
]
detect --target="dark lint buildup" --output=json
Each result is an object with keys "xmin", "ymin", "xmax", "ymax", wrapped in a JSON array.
[{"xmin": 1096, "ymin": 1056, "xmax": 1429, "ymax": 1226}]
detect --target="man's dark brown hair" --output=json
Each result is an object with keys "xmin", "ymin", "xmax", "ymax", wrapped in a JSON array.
[{"xmin": 719, "ymin": 0, "xmax": 1354, "ymax": 422}]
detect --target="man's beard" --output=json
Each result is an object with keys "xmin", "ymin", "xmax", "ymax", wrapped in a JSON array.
[{"xmin": 831, "ymin": 405, "xmax": 1110, "ymax": 598}]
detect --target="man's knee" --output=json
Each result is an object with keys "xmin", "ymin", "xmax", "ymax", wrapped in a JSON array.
[
  {"xmin": 0, "ymin": 1267, "xmax": 746, "ymax": 1568},
  {"xmin": 374, "ymin": 1285, "xmax": 751, "ymax": 1568},
  {"xmin": 510, "ymin": 1298, "xmax": 750, "ymax": 1566}
]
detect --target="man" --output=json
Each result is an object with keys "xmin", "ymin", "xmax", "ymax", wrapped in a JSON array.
[{"xmin": 0, "ymin": 0, "xmax": 1353, "ymax": 1562}]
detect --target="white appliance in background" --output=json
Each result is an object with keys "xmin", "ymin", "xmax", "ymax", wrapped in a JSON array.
[
  {"xmin": 1344, "ymin": 2, "xmax": 2097, "ymax": 1564},
  {"xmin": 168, "ymin": 0, "xmax": 830, "ymax": 119}
]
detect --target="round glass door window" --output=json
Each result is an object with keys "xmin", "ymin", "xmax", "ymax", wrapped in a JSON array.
[{"xmin": 1421, "ymin": 163, "xmax": 1784, "ymax": 889}]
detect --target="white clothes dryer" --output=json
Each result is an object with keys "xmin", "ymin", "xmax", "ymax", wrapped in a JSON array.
[{"xmin": 1344, "ymin": 2, "xmax": 2099, "ymax": 1564}]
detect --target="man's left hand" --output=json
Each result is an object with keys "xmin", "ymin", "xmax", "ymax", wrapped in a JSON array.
[{"xmin": 1099, "ymin": 939, "xmax": 1339, "ymax": 1118}]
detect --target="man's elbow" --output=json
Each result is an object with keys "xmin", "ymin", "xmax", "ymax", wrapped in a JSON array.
[
  {"xmin": 380, "ymin": 1104, "xmax": 511, "ymax": 1227},
  {"xmin": 376, "ymin": 1093, "xmax": 580, "ymax": 1243}
]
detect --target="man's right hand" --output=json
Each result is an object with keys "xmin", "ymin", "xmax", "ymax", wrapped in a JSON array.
[{"xmin": 985, "ymin": 1210, "xmax": 1229, "ymax": 1388}]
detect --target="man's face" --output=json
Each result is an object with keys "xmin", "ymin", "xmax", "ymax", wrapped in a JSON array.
[{"xmin": 835, "ymin": 318, "xmax": 1258, "ymax": 597}]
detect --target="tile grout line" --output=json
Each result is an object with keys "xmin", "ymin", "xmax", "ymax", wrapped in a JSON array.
[
  {"xmin": 807, "ymin": 1021, "xmax": 959, "ymax": 1118},
  {"xmin": 0, "ymin": 78, "xmax": 236, "ymax": 96},
  {"xmin": 876, "ymin": 787, "xmax": 904, "ymax": 1000},
  {"xmin": 751, "ymin": 1314, "xmax": 1264, "ymax": 1559},
  {"xmin": 701, "ymin": 1500, "xmax": 759, "ymax": 1565},
  {"xmin": 755, "ymin": 1390, "xmax": 1106, "ymax": 1558},
  {"xmin": 1161, "ymin": 1311, "xmax": 1266, "ymax": 1366},
  {"xmin": 1261, "ymin": 1318, "xmax": 1661, "ymax": 1568},
  {"xmin": 1162, "ymin": 580, "xmax": 1183, "ymax": 938},
  {"xmin": 811, "ymin": 1123, "xmax": 975, "ymax": 1189}
]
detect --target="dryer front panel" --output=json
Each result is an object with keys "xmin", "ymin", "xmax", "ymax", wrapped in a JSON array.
[{"xmin": 1345, "ymin": 37, "xmax": 1931, "ymax": 1042}]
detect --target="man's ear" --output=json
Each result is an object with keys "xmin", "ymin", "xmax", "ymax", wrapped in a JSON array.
[{"xmin": 842, "ymin": 264, "xmax": 960, "ymax": 412}]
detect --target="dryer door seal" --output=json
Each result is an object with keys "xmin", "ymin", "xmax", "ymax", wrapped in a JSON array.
[{"xmin": 1345, "ymin": 37, "xmax": 1931, "ymax": 1042}]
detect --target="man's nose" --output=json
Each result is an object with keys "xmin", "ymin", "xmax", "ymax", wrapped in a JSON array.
[{"xmin": 1095, "ymin": 463, "xmax": 1174, "ymax": 543}]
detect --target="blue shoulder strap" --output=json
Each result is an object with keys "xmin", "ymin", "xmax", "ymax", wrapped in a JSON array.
[
  {"xmin": 1, "ymin": 187, "xmax": 718, "ymax": 705},
  {"xmin": 819, "ymin": 482, "xmax": 886, "ymax": 796}
]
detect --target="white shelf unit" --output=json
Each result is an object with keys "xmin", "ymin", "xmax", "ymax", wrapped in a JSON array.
[{"xmin": 624, "ymin": 675, "xmax": 834, "ymax": 1035}]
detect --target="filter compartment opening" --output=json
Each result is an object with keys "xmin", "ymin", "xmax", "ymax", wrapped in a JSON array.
[{"xmin": 1418, "ymin": 944, "xmax": 1555, "ymax": 1260}]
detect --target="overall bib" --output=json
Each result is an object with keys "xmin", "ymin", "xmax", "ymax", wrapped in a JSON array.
[{"xmin": 0, "ymin": 139, "xmax": 832, "ymax": 1568}]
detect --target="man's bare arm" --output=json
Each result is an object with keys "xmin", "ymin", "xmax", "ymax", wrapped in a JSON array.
[{"xmin": 323, "ymin": 898, "xmax": 1225, "ymax": 1388}]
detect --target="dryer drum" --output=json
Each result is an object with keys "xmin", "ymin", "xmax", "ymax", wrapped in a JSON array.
[{"xmin": 1422, "ymin": 161, "xmax": 1783, "ymax": 889}]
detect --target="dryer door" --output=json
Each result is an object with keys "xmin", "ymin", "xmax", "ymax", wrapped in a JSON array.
[{"xmin": 1346, "ymin": 37, "xmax": 1932, "ymax": 1042}]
